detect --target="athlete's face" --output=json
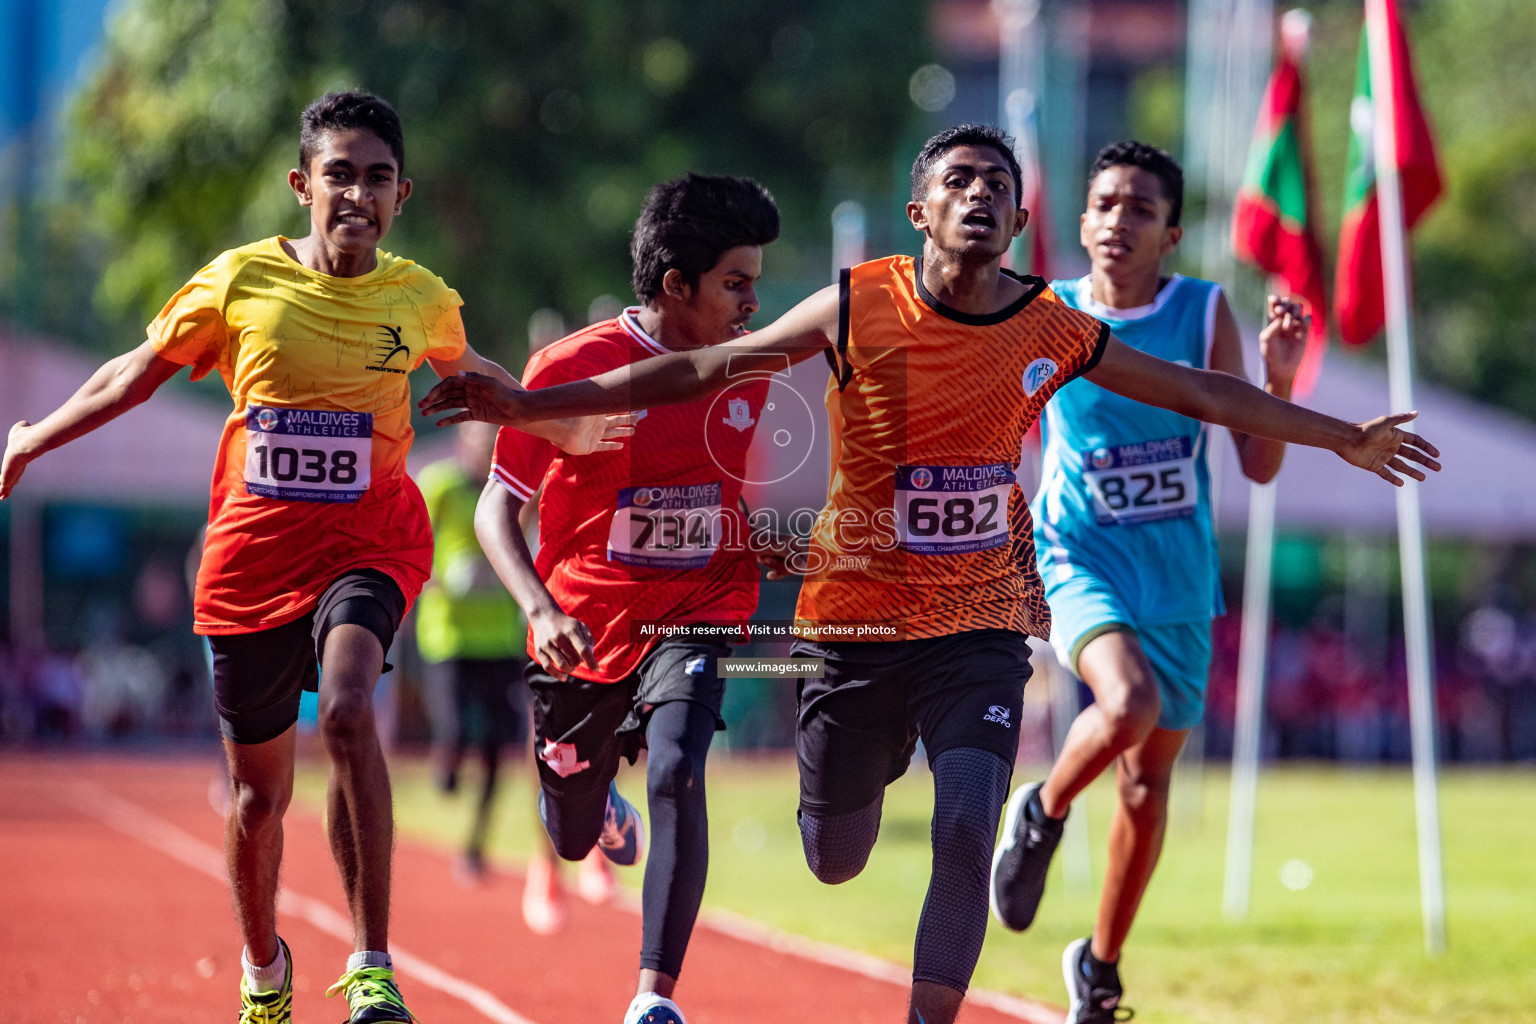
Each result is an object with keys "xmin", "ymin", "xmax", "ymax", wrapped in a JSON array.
[
  {"xmin": 909, "ymin": 145, "xmax": 1026, "ymax": 260},
  {"xmin": 1080, "ymin": 165, "xmax": 1181, "ymax": 275},
  {"xmin": 289, "ymin": 128, "xmax": 411, "ymax": 256},
  {"xmin": 660, "ymin": 245, "xmax": 763, "ymax": 350}
]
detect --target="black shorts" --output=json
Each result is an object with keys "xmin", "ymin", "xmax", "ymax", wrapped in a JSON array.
[
  {"xmin": 426, "ymin": 657, "xmax": 531, "ymax": 747},
  {"xmin": 208, "ymin": 569, "xmax": 407, "ymax": 745},
  {"xmin": 793, "ymin": 629, "xmax": 1033, "ymax": 816},
  {"xmin": 526, "ymin": 635, "xmax": 729, "ymax": 800}
]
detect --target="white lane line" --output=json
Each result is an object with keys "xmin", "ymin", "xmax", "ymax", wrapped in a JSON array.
[
  {"xmin": 66, "ymin": 778, "xmax": 1061, "ymax": 1023},
  {"xmin": 603, "ymin": 878, "xmax": 1062, "ymax": 1022},
  {"xmin": 697, "ymin": 906, "xmax": 1064, "ymax": 1024},
  {"xmin": 65, "ymin": 781, "xmax": 541, "ymax": 1024}
]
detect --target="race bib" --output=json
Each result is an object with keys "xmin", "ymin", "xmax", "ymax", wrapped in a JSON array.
[
  {"xmin": 894, "ymin": 463, "xmax": 1014, "ymax": 555},
  {"xmin": 244, "ymin": 406, "xmax": 371, "ymax": 503},
  {"xmin": 608, "ymin": 482, "xmax": 723, "ymax": 569},
  {"xmin": 1081, "ymin": 436, "xmax": 1198, "ymax": 526}
]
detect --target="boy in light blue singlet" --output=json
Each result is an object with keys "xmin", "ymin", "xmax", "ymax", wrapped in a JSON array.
[{"xmin": 990, "ymin": 141, "xmax": 1309, "ymax": 1023}]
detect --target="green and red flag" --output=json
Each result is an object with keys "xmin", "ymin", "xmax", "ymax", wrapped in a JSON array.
[
  {"xmin": 1334, "ymin": 0, "xmax": 1442, "ymax": 346},
  {"xmin": 1232, "ymin": 9, "xmax": 1328, "ymax": 396}
]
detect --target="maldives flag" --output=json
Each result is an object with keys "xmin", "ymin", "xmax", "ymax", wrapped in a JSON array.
[
  {"xmin": 1232, "ymin": 11, "xmax": 1328, "ymax": 395},
  {"xmin": 1334, "ymin": 0, "xmax": 1443, "ymax": 346}
]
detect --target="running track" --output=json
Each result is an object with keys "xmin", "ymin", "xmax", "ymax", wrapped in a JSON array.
[{"xmin": 2, "ymin": 753, "xmax": 1062, "ymax": 1024}]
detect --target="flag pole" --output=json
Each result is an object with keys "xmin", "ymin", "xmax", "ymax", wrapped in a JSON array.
[
  {"xmin": 1223, "ymin": 478, "xmax": 1276, "ymax": 920},
  {"xmin": 1365, "ymin": 0, "xmax": 1446, "ymax": 956},
  {"xmin": 1220, "ymin": 3, "xmax": 1289, "ymax": 925}
]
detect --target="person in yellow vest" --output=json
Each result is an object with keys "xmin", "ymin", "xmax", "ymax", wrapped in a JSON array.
[{"xmin": 416, "ymin": 420, "xmax": 615, "ymax": 930}]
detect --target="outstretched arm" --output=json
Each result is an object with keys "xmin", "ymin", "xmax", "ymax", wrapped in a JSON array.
[
  {"xmin": 2, "ymin": 340, "xmax": 184, "ymax": 500},
  {"xmin": 428, "ymin": 343, "xmax": 634, "ymax": 456},
  {"xmin": 419, "ymin": 286, "xmax": 840, "ymax": 429},
  {"xmin": 1084, "ymin": 333, "xmax": 1441, "ymax": 486}
]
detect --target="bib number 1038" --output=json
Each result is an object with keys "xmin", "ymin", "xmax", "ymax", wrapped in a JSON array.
[
  {"xmin": 244, "ymin": 406, "xmax": 372, "ymax": 503},
  {"xmin": 894, "ymin": 463, "xmax": 1015, "ymax": 555}
]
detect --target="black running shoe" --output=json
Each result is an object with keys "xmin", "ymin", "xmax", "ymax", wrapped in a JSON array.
[
  {"xmin": 989, "ymin": 782, "xmax": 1064, "ymax": 931},
  {"xmin": 1063, "ymin": 937, "xmax": 1134, "ymax": 1023}
]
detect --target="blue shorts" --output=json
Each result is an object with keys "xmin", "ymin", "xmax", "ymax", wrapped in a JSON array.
[{"xmin": 1046, "ymin": 571, "xmax": 1211, "ymax": 731}]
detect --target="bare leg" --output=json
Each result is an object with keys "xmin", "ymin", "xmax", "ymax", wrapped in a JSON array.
[
  {"xmin": 1092, "ymin": 727, "xmax": 1189, "ymax": 963},
  {"xmin": 908, "ymin": 981, "xmax": 963, "ymax": 1024},
  {"xmin": 224, "ymin": 726, "xmax": 297, "ymax": 965},
  {"xmin": 636, "ymin": 969, "xmax": 677, "ymax": 1000},
  {"xmin": 1039, "ymin": 630, "xmax": 1161, "ymax": 819},
  {"xmin": 316, "ymin": 623, "xmax": 392, "ymax": 953},
  {"xmin": 467, "ymin": 736, "xmax": 501, "ymax": 861}
]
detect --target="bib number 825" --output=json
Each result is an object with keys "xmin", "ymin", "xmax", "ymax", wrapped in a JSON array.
[
  {"xmin": 907, "ymin": 494, "xmax": 1001, "ymax": 537},
  {"xmin": 253, "ymin": 445, "xmax": 359, "ymax": 485},
  {"xmin": 1098, "ymin": 467, "xmax": 1185, "ymax": 511}
]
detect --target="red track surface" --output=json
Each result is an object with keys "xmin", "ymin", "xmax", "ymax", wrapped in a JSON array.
[{"xmin": 2, "ymin": 753, "xmax": 1060, "ymax": 1024}]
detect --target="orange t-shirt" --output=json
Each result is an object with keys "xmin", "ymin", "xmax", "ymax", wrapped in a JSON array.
[
  {"xmin": 793, "ymin": 255, "xmax": 1108, "ymax": 641},
  {"xmin": 149, "ymin": 237, "xmax": 468, "ymax": 635}
]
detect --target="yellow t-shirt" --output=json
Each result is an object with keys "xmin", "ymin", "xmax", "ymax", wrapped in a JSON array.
[{"xmin": 150, "ymin": 236, "xmax": 468, "ymax": 634}]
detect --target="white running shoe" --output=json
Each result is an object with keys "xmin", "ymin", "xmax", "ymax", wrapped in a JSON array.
[{"xmin": 623, "ymin": 993, "xmax": 686, "ymax": 1024}]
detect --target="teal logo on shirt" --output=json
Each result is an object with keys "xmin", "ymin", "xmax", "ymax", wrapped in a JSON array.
[{"xmin": 1023, "ymin": 357, "xmax": 1058, "ymax": 396}]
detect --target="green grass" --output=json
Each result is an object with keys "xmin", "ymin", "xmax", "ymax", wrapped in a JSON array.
[{"xmin": 294, "ymin": 757, "xmax": 1536, "ymax": 1023}]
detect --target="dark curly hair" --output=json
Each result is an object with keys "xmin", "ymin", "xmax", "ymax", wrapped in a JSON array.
[
  {"xmin": 299, "ymin": 91, "xmax": 405, "ymax": 176},
  {"xmin": 910, "ymin": 124, "xmax": 1022, "ymax": 203},
  {"xmin": 631, "ymin": 173, "xmax": 780, "ymax": 304},
  {"xmin": 1088, "ymin": 140, "xmax": 1184, "ymax": 226}
]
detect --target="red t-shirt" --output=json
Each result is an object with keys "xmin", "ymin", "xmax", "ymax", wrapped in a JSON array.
[{"xmin": 491, "ymin": 309, "xmax": 769, "ymax": 682}]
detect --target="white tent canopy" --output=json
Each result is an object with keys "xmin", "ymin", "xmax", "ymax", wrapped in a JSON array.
[
  {"xmin": 1, "ymin": 330, "xmax": 227, "ymax": 503},
  {"xmin": 7, "ymin": 329, "xmax": 1534, "ymax": 537},
  {"xmin": 1212, "ymin": 349, "xmax": 1536, "ymax": 539}
]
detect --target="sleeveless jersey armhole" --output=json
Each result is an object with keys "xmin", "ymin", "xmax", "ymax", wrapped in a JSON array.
[
  {"xmin": 1203, "ymin": 283, "xmax": 1222, "ymax": 371},
  {"xmin": 822, "ymin": 267, "xmax": 853, "ymax": 392}
]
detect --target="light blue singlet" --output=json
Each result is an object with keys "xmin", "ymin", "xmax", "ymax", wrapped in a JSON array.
[{"xmin": 1033, "ymin": 275, "xmax": 1226, "ymax": 725}]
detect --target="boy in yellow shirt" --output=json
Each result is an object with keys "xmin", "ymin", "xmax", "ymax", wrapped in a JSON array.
[{"xmin": 1, "ymin": 92, "xmax": 627, "ymax": 1023}]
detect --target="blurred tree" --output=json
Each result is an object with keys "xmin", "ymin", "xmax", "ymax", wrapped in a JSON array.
[
  {"xmin": 1301, "ymin": 0, "xmax": 1536, "ymax": 421},
  {"xmin": 39, "ymin": 0, "xmax": 930, "ymax": 368}
]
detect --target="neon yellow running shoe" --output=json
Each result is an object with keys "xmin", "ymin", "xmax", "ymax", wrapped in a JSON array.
[
  {"xmin": 238, "ymin": 938, "xmax": 293, "ymax": 1024},
  {"xmin": 326, "ymin": 964, "xmax": 418, "ymax": 1023}
]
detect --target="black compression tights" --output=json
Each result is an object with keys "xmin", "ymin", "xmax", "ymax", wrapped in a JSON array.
[
  {"xmin": 639, "ymin": 700, "xmax": 717, "ymax": 980},
  {"xmin": 798, "ymin": 746, "xmax": 1011, "ymax": 994}
]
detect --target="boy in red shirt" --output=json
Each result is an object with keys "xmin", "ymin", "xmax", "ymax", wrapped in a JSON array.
[{"xmin": 475, "ymin": 174, "xmax": 780, "ymax": 1024}]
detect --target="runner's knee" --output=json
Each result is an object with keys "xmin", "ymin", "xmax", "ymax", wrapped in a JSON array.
[
  {"xmin": 230, "ymin": 776, "xmax": 290, "ymax": 832},
  {"xmin": 929, "ymin": 748, "xmax": 1010, "ymax": 848},
  {"xmin": 1117, "ymin": 763, "xmax": 1174, "ymax": 822},
  {"xmin": 799, "ymin": 800, "xmax": 882, "ymax": 885},
  {"xmin": 541, "ymin": 785, "xmax": 609, "ymax": 861},
  {"xmin": 317, "ymin": 686, "xmax": 374, "ymax": 748},
  {"xmin": 645, "ymin": 702, "xmax": 713, "ymax": 807},
  {"xmin": 1099, "ymin": 680, "xmax": 1161, "ymax": 745}
]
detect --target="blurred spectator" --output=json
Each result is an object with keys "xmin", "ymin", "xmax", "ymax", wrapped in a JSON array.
[
  {"xmin": 76, "ymin": 606, "xmax": 167, "ymax": 739},
  {"xmin": 27, "ymin": 651, "xmax": 84, "ymax": 739}
]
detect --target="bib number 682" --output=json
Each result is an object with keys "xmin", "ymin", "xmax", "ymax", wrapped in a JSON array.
[{"xmin": 906, "ymin": 493, "xmax": 1000, "ymax": 538}]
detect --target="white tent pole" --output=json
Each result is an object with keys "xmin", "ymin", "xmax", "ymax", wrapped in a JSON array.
[
  {"xmin": 1223, "ymin": 479, "xmax": 1276, "ymax": 920},
  {"xmin": 1047, "ymin": 651, "xmax": 1092, "ymax": 892},
  {"xmin": 830, "ymin": 201, "xmax": 866, "ymax": 282},
  {"xmin": 1366, "ymin": 0, "xmax": 1446, "ymax": 956}
]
